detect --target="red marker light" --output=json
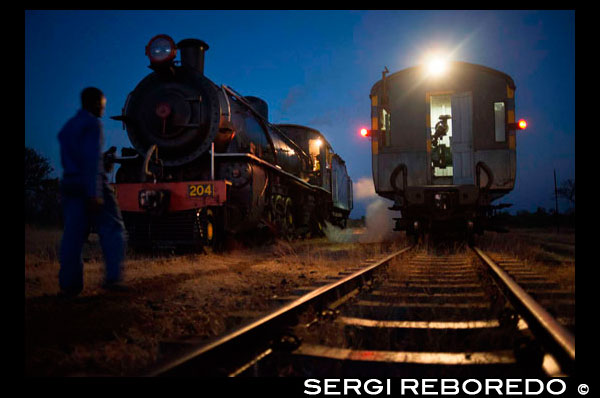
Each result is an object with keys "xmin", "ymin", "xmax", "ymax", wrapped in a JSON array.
[
  {"xmin": 518, "ymin": 119, "xmax": 527, "ymax": 130},
  {"xmin": 360, "ymin": 128, "xmax": 370, "ymax": 137}
]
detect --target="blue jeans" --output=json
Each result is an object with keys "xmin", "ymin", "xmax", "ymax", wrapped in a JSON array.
[{"xmin": 59, "ymin": 183, "xmax": 126, "ymax": 293}]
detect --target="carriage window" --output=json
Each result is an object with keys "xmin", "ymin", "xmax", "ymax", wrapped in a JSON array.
[
  {"xmin": 494, "ymin": 102, "xmax": 506, "ymax": 142},
  {"xmin": 381, "ymin": 109, "xmax": 391, "ymax": 146}
]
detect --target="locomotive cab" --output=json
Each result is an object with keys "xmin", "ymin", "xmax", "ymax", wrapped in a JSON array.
[{"xmin": 275, "ymin": 124, "xmax": 332, "ymax": 189}]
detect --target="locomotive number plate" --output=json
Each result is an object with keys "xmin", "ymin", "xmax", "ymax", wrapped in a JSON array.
[{"xmin": 188, "ymin": 183, "xmax": 214, "ymax": 197}]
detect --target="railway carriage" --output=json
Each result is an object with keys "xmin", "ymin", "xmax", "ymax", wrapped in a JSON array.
[{"xmin": 367, "ymin": 61, "xmax": 526, "ymax": 241}]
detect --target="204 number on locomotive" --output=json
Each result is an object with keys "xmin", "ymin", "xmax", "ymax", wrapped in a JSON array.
[{"xmin": 188, "ymin": 183, "xmax": 214, "ymax": 197}]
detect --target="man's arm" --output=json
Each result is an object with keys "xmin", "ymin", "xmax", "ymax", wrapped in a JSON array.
[{"xmin": 81, "ymin": 118, "xmax": 104, "ymax": 202}]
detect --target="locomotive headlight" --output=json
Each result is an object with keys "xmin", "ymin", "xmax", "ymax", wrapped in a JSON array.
[{"xmin": 145, "ymin": 34, "xmax": 177, "ymax": 64}]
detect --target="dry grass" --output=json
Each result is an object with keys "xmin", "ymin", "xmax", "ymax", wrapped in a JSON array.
[
  {"xmin": 476, "ymin": 228, "xmax": 575, "ymax": 292},
  {"xmin": 24, "ymin": 225, "xmax": 405, "ymax": 376},
  {"xmin": 26, "ymin": 224, "xmax": 573, "ymax": 376}
]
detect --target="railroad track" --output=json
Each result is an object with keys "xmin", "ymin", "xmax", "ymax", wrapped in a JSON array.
[{"xmin": 145, "ymin": 245, "xmax": 575, "ymax": 377}]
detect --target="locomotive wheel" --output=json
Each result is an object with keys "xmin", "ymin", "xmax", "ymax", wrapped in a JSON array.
[
  {"xmin": 283, "ymin": 198, "xmax": 294, "ymax": 241},
  {"xmin": 202, "ymin": 208, "xmax": 224, "ymax": 252},
  {"xmin": 273, "ymin": 195, "xmax": 286, "ymax": 236},
  {"xmin": 311, "ymin": 218, "xmax": 325, "ymax": 238},
  {"xmin": 467, "ymin": 231, "xmax": 475, "ymax": 246},
  {"xmin": 339, "ymin": 218, "xmax": 347, "ymax": 229},
  {"xmin": 206, "ymin": 209, "xmax": 215, "ymax": 244},
  {"xmin": 318, "ymin": 220, "xmax": 325, "ymax": 235},
  {"xmin": 409, "ymin": 231, "xmax": 419, "ymax": 246},
  {"xmin": 261, "ymin": 195, "xmax": 278, "ymax": 236}
]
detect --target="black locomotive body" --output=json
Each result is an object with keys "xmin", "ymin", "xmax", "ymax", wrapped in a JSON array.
[
  {"xmin": 110, "ymin": 35, "xmax": 352, "ymax": 249},
  {"xmin": 367, "ymin": 61, "xmax": 526, "ymax": 242}
]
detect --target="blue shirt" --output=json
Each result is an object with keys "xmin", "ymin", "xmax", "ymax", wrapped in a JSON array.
[{"xmin": 58, "ymin": 109, "xmax": 106, "ymax": 198}]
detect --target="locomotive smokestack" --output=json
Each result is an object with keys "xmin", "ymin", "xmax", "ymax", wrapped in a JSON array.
[{"xmin": 177, "ymin": 38, "xmax": 209, "ymax": 75}]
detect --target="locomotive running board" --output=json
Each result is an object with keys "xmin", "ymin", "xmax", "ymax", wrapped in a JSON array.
[{"xmin": 213, "ymin": 152, "xmax": 330, "ymax": 195}]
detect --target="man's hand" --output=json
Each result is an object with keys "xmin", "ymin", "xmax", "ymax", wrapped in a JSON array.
[
  {"xmin": 88, "ymin": 196, "xmax": 104, "ymax": 213},
  {"xmin": 103, "ymin": 146, "xmax": 117, "ymax": 173}
]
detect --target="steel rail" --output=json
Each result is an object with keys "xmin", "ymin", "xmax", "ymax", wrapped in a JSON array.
[
  {"xmin": 145, "ymin": 245, "xmax": 414, "ymax": 376},
  {"xmin": 470, "ymin": 246, "xmax": 575, "ymax": 374}
]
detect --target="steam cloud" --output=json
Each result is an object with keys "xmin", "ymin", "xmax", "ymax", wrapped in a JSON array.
[
  {"xmin": 359, "ymin": 198, "xmax": 398, "ymax": 243},
  {"xmin": 324, "ymin": 197, "xmax": 399, "ymax": 244},
  {"xmin": 353, "ymin": 177, "xmax": 377, "ymax": 201}
]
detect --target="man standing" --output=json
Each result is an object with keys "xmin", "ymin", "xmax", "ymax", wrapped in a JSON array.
[{"xmin": 57, "ymin": 87, "xmax": 126, "ymax": 297}]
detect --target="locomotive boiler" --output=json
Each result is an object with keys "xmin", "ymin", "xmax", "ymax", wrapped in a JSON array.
[
  {"xmin": 109, "ymin": 34, "xmax": 353, "ymax": 249},
  {"xmin": 365, "ymin": 60, "xmax": 526, "ymax": 242}
]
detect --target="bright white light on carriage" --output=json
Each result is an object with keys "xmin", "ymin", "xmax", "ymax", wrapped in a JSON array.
[
  {"xmin": 315, "ymin": 138, "xmax": 322, "ymax": 147},
  {"xmin": 427, "ymin": 57, "xmax": 448, "ymax": 76}
]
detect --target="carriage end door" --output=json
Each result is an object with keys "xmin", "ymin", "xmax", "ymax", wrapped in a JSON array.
[{"xmin": 450, "ymin": 92, "xmax": 474, "ymax": 185}]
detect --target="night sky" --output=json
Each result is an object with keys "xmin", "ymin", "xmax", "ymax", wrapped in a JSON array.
[{"xmin": 25, "ymin": 10, "xmax": 575, "ymax": 218}]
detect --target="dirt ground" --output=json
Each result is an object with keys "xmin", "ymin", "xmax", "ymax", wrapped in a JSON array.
[
  {"xmin": 24, "ymin": 225, "xmax": 574, "ymax": 377},
  {"xmin": 24, "ymin": 225, "xmax": 406, "ymax": 376}
]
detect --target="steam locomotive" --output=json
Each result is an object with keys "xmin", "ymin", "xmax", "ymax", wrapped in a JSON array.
[
  {"xmin": 108, "ymin": 34, "xmax": 353, "ymax": 249},
  {"xmin": 365, "ymin": 61, "xmax": 526, "ymax": 242}
]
